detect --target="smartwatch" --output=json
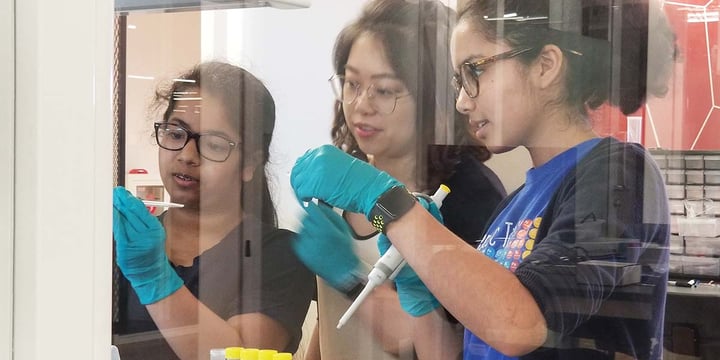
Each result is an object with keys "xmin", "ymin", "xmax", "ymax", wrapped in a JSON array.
[{"xmin": 368, "ymin": 186, "xmax": 417, "ymax": 233}]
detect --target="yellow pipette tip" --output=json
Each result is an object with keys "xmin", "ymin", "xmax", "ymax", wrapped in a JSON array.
[{"xmin": 439, "ymin": 184, "xmax": 451, "ymax": 194}]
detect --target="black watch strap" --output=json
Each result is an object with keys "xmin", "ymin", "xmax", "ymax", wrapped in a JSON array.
[{"xmin": 368, "ymin": 186, "xmax": 417, "ymax": 234}]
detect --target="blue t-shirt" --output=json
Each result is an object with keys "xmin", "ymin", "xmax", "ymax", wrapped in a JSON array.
[{"xmin": 463, "ymin": 139, "xmax": 601, "ymax": 360}]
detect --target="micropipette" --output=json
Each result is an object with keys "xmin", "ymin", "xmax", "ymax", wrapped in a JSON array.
[
  {"xmin": 337, "ymin": 184, "xmax": 450, "ymax": 329},
  {"xmin": 141, "ymin": 199, "xmax": 184, "ymax": 208}
]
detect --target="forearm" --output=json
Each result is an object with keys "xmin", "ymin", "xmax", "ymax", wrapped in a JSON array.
[
  {"xmin": 355, "ymin": 279, "xmax": 462, "ymax": 358},
  {"xmin": 386, "ymin": 204, "xmax": 547, "ymax": 356},
  {"xmin": 146, "ymin": 286, "xmax": 242, "ymax": 359},
  {"xmin": 412, "ymin": 308, "xmax": 463, "ymax": 360},
  {"xmin": 356, "ymin": 284, "xmax": 415, "ymax": 356}
]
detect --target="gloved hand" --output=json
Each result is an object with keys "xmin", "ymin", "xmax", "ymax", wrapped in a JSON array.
[
  {"xmin": 291, "ymin": 145, "xmax": 402, "ymax": 218},
  {"xmin": 378, "ymin": 196, "xmax": 442, "ymax": 317},
  {"xmin": 113, "ymin": 186, "xmax": 183, "ymax": 305},
  {"xmin": 293, "ymin": 201, "xmax": 362, "ymax": 292}
]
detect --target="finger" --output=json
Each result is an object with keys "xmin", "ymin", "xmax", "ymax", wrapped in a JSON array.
[
  {"xmin": 290, "ymin": 149, "xmax": 311, "ymax": 191},
  {"xmin": 294, "ymin": 205, "xmax": 325, "ymax": 253},
  {"xmin": 112, "ymin": 193, "xmax": 134, "ymax": 228},
  {"xmin": 291, "ymin": 146, "xmax": 333, "ymax": 203},
  {"xmin": 113, "ymin": 186, "xmax": 147, "ymax": 216},
  {"xmin": 299, "ymin": 202, "xmax": 322, "ymax": 233},
  {"xmin": 302, "ymin": 202, "xmax": 333, "ymax": 231},
  {"xmin": 315, "ymin": 202, "xmax": 348, "ymax": 230},
  {"xmin": 117, "ymin": 203, "xmax": 155, "ymax": 233},
  {"xmin": 112, "ymin": 186, "xmax": 132, "ymax": 209},
  {"xmin": 114, "ymin": 188, "xmax": 162, "ymax": 231},
  {"xmin": 113, "ymin": 202, "xmax": 149, "ymax": 245},
  {"xmin": 300, "ymin": 203, "xmax": 346, "ymax": 248},
  {"xmin": 290, "ymin": 171, "xmax": 314, "ymax": 205},
  {"xmin": 112, "ymin": 207, "xmax": 129, "ymax": 245}
]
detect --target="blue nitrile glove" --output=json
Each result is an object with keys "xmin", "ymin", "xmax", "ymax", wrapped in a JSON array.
[
  {"xmin": 378, "ymin": 196, "xmax": 442, "ymax": 317},
  {"xmin": 293, "ymin": 201, "xmax": 362, "ymax": 292},
  {"xmin": 113, "ymin": 186, "xmax": 183, "ymax": 305},
  {"xmin": 291, "ymin": 145, "xmax": 402, "ymax": 218}
]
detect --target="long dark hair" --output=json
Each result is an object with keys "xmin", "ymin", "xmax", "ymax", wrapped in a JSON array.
[
  {"xmin": 152, "ymin": 61, "xmax": 278, "ymax": 225},
  {"xmin": 330, "ymin": 0, "xmax": 492, "ymax": 192},
  {"xmin": 458, "ymin": 0, "xmax": 678, "ymax": 116}
]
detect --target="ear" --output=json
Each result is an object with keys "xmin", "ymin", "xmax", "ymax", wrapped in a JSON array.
[
  {"xmin": 242, "ymin": 150, "xmax": 264, "ymax": 183},
  {"xmin": 532, "ymin": 44, "xmax": 565, "ymax": 89}
]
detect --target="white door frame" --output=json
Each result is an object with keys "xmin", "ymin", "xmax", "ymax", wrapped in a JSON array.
[
  {"xmin": 12, "ymin": 0, "xmax": 114, "ymax": 358},
  {"xmin": 0, "ymin": 0, "xmax": 15, "ymax": 357}
]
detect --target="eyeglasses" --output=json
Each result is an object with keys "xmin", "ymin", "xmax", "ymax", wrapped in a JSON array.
[
  {"xmin": 154, "ymin": 122, "xmax": 238, "ymax": 162},
  {"xmin": 329, "ymin": 74, "xmax": 411, "ymax": 115},
  {"xmin": 453, "ymin": 47, "xmax": 534, "ymax": 99}
]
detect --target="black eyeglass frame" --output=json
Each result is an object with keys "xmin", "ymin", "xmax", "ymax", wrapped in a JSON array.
[
  {"xmin": 153, "ymin": 122, "xmax": 238, "ymax": 162},
  {"xmin": 453, "ymin": 47, "xmax": 535, "ymax": 99},
  {"xmin": 328, "ymin": 74, "xmax": 412, "ymax": 115}
]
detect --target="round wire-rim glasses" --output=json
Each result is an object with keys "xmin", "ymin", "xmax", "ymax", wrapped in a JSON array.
[
  {"xmin": 453, "ymin": 47, "xmax": 535, "ymax": 99},
  {"xmin": 329, "ymin": 74, "xmax": 411, "ymax": 115},
  {"xmin": 154, "ymin": 122, "xmax": 238, "ymax": 162}
]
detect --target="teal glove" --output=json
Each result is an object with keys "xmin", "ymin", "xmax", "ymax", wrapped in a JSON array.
[
  {"xmin": 291, "ymin": 145, "xmax": 402, "ymax": 218},
  {"xmin": 113, "ymin": 186, "xmax": 183, "ymax": 305},
  {"xmin": 378, "ymin": 196, "xmax": 442, "ymax": 317},
  {"xmin": 293, "ymin": 202, "xmax": 362, "ymax": 292}
]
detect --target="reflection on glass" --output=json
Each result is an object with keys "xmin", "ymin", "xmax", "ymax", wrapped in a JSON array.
[
  {"xmin": 112, "ymin": 17, "xmax": 316, "ymax": 357},
  {"xmin": 110, "ymin": 1, "xmax": 720, "ymax": 360}
]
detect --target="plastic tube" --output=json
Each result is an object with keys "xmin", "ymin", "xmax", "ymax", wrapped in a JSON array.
[{"xmin": 337, "ymin": 184, "xmax": 450, "ymax": 329}]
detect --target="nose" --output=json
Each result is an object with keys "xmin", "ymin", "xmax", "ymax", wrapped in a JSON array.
[
  {"xmin": 455, "ymin": 88, "xmax": 475, "ymax": 115},
  {"xmin": 176, "ymin": 137, "xmax": 201, "ymax": 165},
  {"xmin": 352, "ymin": 86, "xmax": 376, "ymax": 114}
]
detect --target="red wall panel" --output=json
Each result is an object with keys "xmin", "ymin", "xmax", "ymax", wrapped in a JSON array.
[{"xmin": 594, "ymin": 1, "xmax": 720, "ymax": 151}]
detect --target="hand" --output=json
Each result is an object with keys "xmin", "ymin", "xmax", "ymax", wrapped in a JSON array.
[
  {"xmin": 293, "ymin": 201, "xmax": 362, "ymax": 291},
  {"xmin": 377, "ymin": 196, "xmax": 442, "ymax": 317},
  {"xmin": 291, "ymin": 145, "xmax": 402, "ymax": 218},
  {"xmin": 113, "ymin": 186, "xmax": 183, "ymax": 305}
]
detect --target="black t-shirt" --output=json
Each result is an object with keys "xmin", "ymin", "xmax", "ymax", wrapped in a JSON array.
[
  {"xmin": 115, "ymin": 219, "xmax": 314, "ymax": 359},
  {"xmin": 442, "ymin": 153, "xmax": 507, "ymax": 246}
]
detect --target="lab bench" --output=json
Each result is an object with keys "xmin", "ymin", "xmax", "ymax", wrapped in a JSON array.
[
  {"xmin": 665, "ymin": 282, "xmax": 720, "ymax": 359},
  {"xmin": 651, "ymin": 149, "xmax": 720, "ymax": 359}
]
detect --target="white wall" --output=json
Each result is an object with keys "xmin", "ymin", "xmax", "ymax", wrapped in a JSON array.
[
  {"xmin": 13, "ymin": 0, "xmax": 114, "ymax": 358},
  {"xmin": 486, "ymin": 148, "xmax": 532, "ymax": 194},
  {"xmin": 218, "ymin": 0, "xmax": 369, "ymax": 230}
]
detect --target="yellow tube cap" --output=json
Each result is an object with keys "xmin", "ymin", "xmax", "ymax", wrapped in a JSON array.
[
  {"xmin": 258, "ymin": 349, "xmax": 278, "ymax": 360},
  {"xmin": 224, "ymin": 347, "xmax": 244, "ymax": 359},
  {"xmin": 241, "ymin": 348, "xmax": 260, "ymax": 360}
]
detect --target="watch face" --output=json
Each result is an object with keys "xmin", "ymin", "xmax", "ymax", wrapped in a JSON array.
[
  {"xmin": 371, "ymin": 214, "xmax": 385, "ymax": 232},
  {"xmin": 369, "ymin": 186, "xmax": 416, "ymax": 233}
]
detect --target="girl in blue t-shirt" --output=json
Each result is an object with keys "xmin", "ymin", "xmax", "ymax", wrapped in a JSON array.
[{"xmin": 288, "ymin": 0, "xmax": 678, "ymax": 359}]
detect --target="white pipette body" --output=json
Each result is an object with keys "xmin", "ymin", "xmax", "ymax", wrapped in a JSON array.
[
  {"xmin": 337, "ymin": 184, "xmax": 450, "ymax": 329},
  {"xmin": 141, "ymin": 199, "xmax": 184, "ymax": 208}
]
